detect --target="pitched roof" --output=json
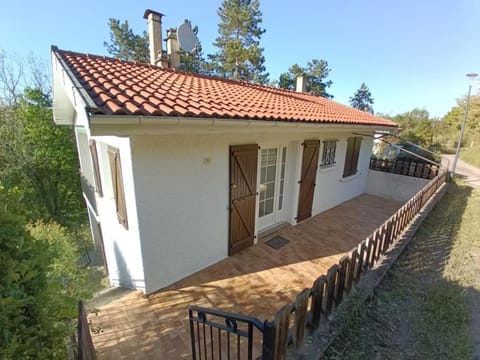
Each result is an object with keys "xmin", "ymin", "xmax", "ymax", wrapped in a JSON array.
[{"xmin": 53, "ymin": 47, "xmax": 396, "ymax": 128}]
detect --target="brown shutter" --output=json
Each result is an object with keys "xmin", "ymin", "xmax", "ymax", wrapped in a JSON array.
[
  {"xmin": 89, "ymin": 139, "xmax": 103, "ymax": 197},
  {"xmin": 297, "ymin": 140, "xmax": 320, "ymax": 222},
  {"xmin": 343, "ymin": 137, "xmax": 362, "ymax": 177},
  {"xmin": 343, "ymin": 138, "xmax": 355, "ymax": 177},
  {"xmin": 229, "ymin": 144, "xmax": 258, "ymax": 255},
  {"xmin": 351, "ymin": 137, "xmax": 362, "ymax": 175},
  {"xmin": 108, "ymin": 146, "xmax": 128, "ymax": 229}
]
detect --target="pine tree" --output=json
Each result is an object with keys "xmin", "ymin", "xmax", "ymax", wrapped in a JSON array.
[
  {"xmin": 104, "ymin": 18, "xmax": 149, "ymax": 62},
  {"xmin": 278, "ymin": 59, "xmax": 333, "ymax": 98},
  {"xmin": 350, "ymin": 83, "xmax": 374, "ymax": 113},
  {"xmin": 209, "ymin": 0, "xmax": 269, "ymax": 84}
]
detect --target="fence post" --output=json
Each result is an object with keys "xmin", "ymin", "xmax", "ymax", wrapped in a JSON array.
[
  {"xmin": 262, "ymin": 320, "xmax": 275, "ymax": 360},
  {"xmin": 273, "ymin": 305, "xmax": 290, "ymax": 360},
  {"xmin": 336, "ymin": 256, "xmax": 348, "ymax": 304},
  {"xmin": 324, "ymin": 265, "xmax": 338, "ymax": 315},
  {"xmin": 311, "ymin": 275, "xmax": 326, "ymax": 328},
  {"xmin": 293, "ymin": 289, "xmax": 310, "ymax": 349}
]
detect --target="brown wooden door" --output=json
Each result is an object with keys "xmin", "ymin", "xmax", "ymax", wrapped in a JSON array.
[
  {"xmin": 297, "ymin": 140, "xmax": 320, "ymax": 222},
  {"xmin": 229, "ymin": 144, "xmax": 258, "ymax": 255}
]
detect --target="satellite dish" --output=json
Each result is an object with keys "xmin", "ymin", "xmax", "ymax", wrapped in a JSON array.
[{"xmin": 177, "ymin": 21, "xmax": 199, "ymax": 54}]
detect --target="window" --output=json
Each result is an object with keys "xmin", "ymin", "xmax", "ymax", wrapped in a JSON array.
[
  {"xmin": 108, "ymin": 146, "xmax": 128, "ymax": 229},
  {"xmin": 259, "ymin": 148, "xmax": 277, "ymax": 217},
  {"xmin": 343, "ymin": 137, "xmax": 362, "ymax": 178},
  {"xmin": 321, "ymin": 140, "xmax": 337, "ymax": 167},
  {"xmin": 89, "ymin": 139, "xmax": 103, "ymax": 196}
]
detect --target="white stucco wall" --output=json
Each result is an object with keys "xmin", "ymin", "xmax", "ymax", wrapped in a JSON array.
[
  {"xmin": 75, "ymin": 130, "xmax": 146, "ymax": 291},
  {"xmin": 312, "ymin": 136, "xmax": 374, "ymax": 215},
  {"xmin": 130, "ymin": 129, "xmax": 374, "ymax": 294},
  {"xmin": 365, "ymin": 170, "xmax": 429, "ymax": 203}
]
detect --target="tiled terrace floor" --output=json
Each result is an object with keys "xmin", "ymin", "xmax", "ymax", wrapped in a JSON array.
[{"xmin": 89, "ymin": 194, "xmax": 402, "ymax": 359}]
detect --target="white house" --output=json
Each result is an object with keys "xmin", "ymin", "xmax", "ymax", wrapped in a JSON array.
[{"xmin": 51, "ymin": 12, "xmax": 397, "ymax": 294}]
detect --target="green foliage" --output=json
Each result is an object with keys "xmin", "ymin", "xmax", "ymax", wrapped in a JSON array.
[
  {"xmin": 278, "ymin": 59, "xmax": 333, "ymax": 98},
  {"xmin": 209, "ymin": 0, "xmax": 269, "ymax": 83},
  {"xmin": 389, "ymin": 108, "xmax": 434, "ymax": 147},
  {"xmin": 104, "ymin": 18, "xmax": 149, "ymax": 62},
  {"xmin": 0, "ymin": 87, "xmax": 84, "ymax": 225},
  {"xmin": 349, "ymin": 82, "xmax": 374, "ymax": 113},
  {"xmin": 0, "ymin": 188, "xmax": 88, "ymax": 359},
  {"xmin": 442, "ymin": 95, "xmax": 480, "ymax": 147},
  {"xmin": 27, "ymin": 221, "xmax": 89, "ymax": 300},
  {"xmin": 0, "ymin": 52, "xmax": 91, "ymax": 358}
]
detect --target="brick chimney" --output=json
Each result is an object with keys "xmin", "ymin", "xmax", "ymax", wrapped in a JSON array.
[{"xmin": 143, "ymin": 9, "xmax": 165, "ymax": 66}]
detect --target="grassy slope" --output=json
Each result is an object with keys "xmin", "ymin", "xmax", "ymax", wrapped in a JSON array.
[
  {"xmin": 460, "ymin": 145, "xmax": 480, "ymax": 168},
  {"xmin": 323, "ymin": 183, "xmax": 479, "ymax": 360}
]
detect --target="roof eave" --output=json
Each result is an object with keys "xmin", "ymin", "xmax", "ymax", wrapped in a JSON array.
[{"xmin": 88, "ymin": 114, "xmax": 397, "ymax": 136}]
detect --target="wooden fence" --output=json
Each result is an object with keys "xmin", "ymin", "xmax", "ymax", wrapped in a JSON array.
[
  {"xmin": 76, "ymin": 300, "xmax": 97, "ymax": 360},
  {"xmin": 369, "ymin": 157, "xmax": 439, "ymax": 179},
  {"xmin": 267, "ymin": 169, "xmax": 446, "ymax": 358},
  {"xmin": 188, "ymin": 170, "xmax": 446, "ymax": 359}
]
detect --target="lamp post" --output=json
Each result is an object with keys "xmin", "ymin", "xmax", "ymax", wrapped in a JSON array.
[{"xmin": 451, "ymin": 73, "xmax": 478, "ymax": 177}]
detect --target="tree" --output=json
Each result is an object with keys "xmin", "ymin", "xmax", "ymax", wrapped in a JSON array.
[
  {"xmin": 104, "ymin": 18, "xmax": 149, "ymax": 62},
  {"xmin": 278, "ymin": 59, "xmax": 333, "ymax": 98},
  {"xmin": 209, "ymin": 0, "xmax": 269, "ymax": 83},
  {"xmin": 442, "ymin": 95, "xmax": 480, "ymax": 146},
  {"xmin": 0, "ymin": 87, "xmax": 84, "ymax": 225},
  {"xmin": 350, "ymin": 82, "xmax": 374, "ymax": 113},
  {"xmin": 390, "ymin": 108, "xmax": 434, "ymax": 147},
  {"xmin": 0, "ymin": 187, "xmax": 88, "ymax": 359}
]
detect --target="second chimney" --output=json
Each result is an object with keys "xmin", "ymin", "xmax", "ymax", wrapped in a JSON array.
[
  {"xmin": 296, "ymin": 76, "xmax": 306, "ymax": 93},
  {"xmin": 166, "ymin": 29, "xmax": 181, "ymax": 69},
  {"xmin": 143, "ymin": 9, "xmax": 164, "ymax": 66}
]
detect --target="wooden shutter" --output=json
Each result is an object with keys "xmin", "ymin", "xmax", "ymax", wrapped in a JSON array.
[
  {"xmin": 229, "ymin": 144, "xmax": 258, "ymax": 255},
  {"xmin": 297, "ymin": 140, "xmax": 320, "ymax": 222},
  {"xmin": 89, "ymin": 139, "xmax": 103, "ymax": 197},
  {"xmin": 343, "ymin": 137, "xmax": 362, "ymax": 177},
  {"xmin": 351, "ymin": 137, "xmax": 362, "ymax": 175},
  {"xmin": 343, "ymin": 138, "xmax": 355, "ymax": 177},
  {"xmin": 108, "ymin": 146, "xmax": 128, "ymax": 229}
]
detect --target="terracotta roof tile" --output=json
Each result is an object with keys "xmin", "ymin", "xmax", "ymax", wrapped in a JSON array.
[{"xmin": 54, "ymin": 48, "xmax": 397, "ymax": 128}]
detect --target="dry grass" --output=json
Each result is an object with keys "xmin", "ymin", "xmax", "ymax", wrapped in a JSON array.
[
  {"xmin": 461, "ymin": 145, "xmax": 480, "ymax": 168},
  {"xmin": 323, "ymin": 182, "xmax": 479, "ymax": 359}
]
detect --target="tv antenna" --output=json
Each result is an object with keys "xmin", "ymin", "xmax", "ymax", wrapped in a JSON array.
[{"xmin": 177, "ymin": 21, "xmax": 199, "ymax": 54}]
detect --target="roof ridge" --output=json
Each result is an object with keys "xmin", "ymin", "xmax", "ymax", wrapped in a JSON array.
[{"xmin": 51, "ymin": 46, "xmax": 323, "ymax": 98}]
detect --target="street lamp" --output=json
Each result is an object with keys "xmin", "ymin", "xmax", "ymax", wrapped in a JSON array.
[{"xmin": 451, "ymin": 73, "xmax": 478, "ymax": 176}]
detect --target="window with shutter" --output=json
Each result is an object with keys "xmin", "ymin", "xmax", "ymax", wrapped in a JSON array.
[
  {"xmin": 343, "ymin": 137, "xmax": 362, "ymax": 178},
  {"xmin": 107, "ymin": 146, "xmax": 128, "ymax": 229},
  {"xmin": 89, "ymin": 139, "xmax": 103, "ymax": 197}
]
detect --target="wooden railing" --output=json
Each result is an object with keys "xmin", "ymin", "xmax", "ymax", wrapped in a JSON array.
[
  {"xmin": 76, "ymin": 300, "xmax": 97, "ymax": 360},
  {"xmin": 370, "ymin": 157, "xmax": 439, "ymax": 179},
  {"xmin": 188, "ymin": 170, "xmax": 447, "ymax": 359},
  {"xmin": 270, "ymin": 169, "xmax": 446, "ymax": 357}
]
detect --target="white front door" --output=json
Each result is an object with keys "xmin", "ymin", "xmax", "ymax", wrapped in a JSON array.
[{"xmin": 257, "ymin": 146, "xmax": 287, "ymax": 231}]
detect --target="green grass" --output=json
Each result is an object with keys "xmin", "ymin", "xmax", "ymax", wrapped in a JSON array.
[
  {"xmin": 323, "ymin": 183, "xmax": 479, "ymax": 360},
  {"xmin": 460, "ymin": 145, "xmax": 480, "ymax": 168}
]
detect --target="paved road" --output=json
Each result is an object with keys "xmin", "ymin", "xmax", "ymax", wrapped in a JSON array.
[{"xmin": 442, "ymin": 154, "xmax": 480, "ymax": 188}]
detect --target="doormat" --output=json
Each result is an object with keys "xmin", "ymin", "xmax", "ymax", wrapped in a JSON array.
[{"xmin": 265, "ymin": 236, "xmax": 289, "ymax": 250}]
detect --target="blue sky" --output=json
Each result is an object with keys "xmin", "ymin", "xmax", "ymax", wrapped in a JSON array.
[{"xmin": 1, "ymin": 0, "xmax": 479, "ymax": 117}]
